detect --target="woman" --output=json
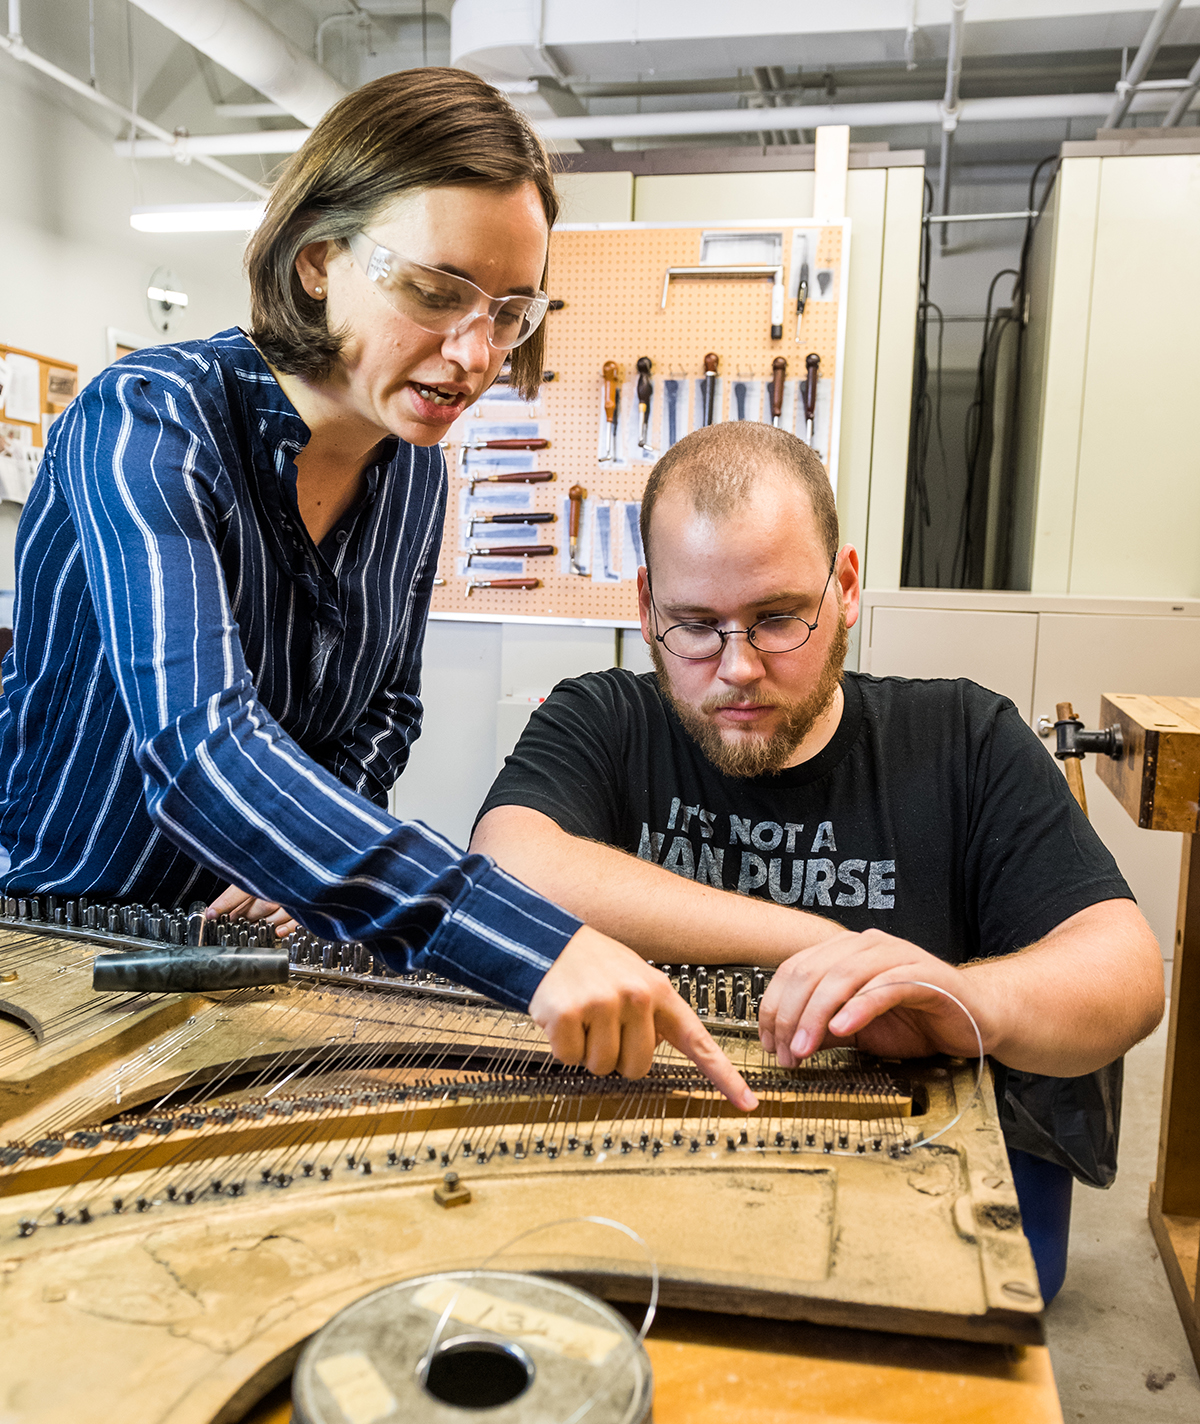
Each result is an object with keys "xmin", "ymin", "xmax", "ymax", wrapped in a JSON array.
[{"xmin": 0, "ymin": 68, "xmax": 752, "ymax": 1109}]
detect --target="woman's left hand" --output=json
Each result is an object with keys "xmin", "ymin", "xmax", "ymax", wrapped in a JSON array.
[{"xmin": 206, "ymin": 883, "xmax": 298, "ymax": 938}]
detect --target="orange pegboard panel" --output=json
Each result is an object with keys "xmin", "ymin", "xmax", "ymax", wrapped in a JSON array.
[{"xmin": 430, "ymin": 219, "xmax": 849, "ymax": 627}]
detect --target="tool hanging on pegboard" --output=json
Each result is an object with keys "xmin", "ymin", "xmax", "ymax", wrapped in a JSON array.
[{"xmin": 431, "ymin": 219, "xmax": 848, "ymax": 623}]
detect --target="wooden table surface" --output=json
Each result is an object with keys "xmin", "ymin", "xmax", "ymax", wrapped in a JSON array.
[{"xmin": 242, "ymin": 1306, "xmax": 1062, "ymax": 1424}]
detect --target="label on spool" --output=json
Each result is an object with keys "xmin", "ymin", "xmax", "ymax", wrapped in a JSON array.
[
  {"xmin": 413, "ymin": 1280, "xmax": 624, "ymax": 1365},
  {"xmin": 312, "ymin": 1353, "xmax": 396, "ymax": 1424}
]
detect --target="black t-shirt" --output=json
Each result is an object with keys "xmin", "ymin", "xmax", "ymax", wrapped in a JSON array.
[
  {"xmin": 479, "ymin": 669, "xmax": 1131, "ymax": 965},
  {"xmin": 478, "ymin": 670, "xmax": 1133, "ymax": 1186}
]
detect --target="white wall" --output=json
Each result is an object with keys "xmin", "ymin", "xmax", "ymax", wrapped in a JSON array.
[{"xmin": 0, "ymin": 29, "xmax": 253, "ymax": 584}]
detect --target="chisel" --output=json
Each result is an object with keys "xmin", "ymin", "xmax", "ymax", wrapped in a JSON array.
[
  {"xmin": 467, "ymin": 469, "xmax": 555, "ymax": 493},
  {"xmin": 803, "ymin": 352, "xmax": 820, "ymax": 445},
  {"xmin": 569, "ymin": 483, "xmax": 587, "ymax": 574},
  {"xmin": 770, "ymin": 357, "xmax": 787, "ymax": 427},
  {"xmin": 636, "ymin": 356, "xmax": 654, "ymax": 451},
  {"xmin": 601, "ymin": 361, "xmax": 620, "ymax": 461},
  {"xmin": 733, "ymin": 381, "xmax": 748, "ymax": 421},
  {"xmin": 470, "ymin": 511, "xmax": 556, "ymax": 526},
  {"xmin": 664, "ymin": 379, "xmax": 680, "ymax": 447},
  {"xmin": 459, "ymin": 436, "xmax": 550, "ymax": 470},
  {"xmin": 467, "ymin": 544, "xmax": 556, "ymax": 564},
  {"xmin": 702, "ymin": 352, "xmax": 719, "ymax": 426},
  {"xmin": 467, "ymin": 578, "xmax": 540, "ymax": 595}
]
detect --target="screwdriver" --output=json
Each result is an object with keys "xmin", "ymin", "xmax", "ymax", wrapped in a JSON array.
[
  {"xmin": 804, "ymin": 352, "xmax": 820, "ymax": 445},
  {"xmin": 569, "ymin": 483, "xmax": 587, "ymax": 574},
  {"xmin": 771, "ymin": 357, "xmax": 787, "ymax": 428},
  {"xmin": 467, "ymin": 469, "xmax": 555, "ymax": 493},
  {"xmin": 702, "ymin": 352, "xmax": 719, "ymax": 426},
  {"xmin": 795, "ymin": 261, "xmax": 809, "ymax": 341},
  {"xmin": 466, "ymin": 578, "xmax": 540, "ymax": 595},
  {"xmin": 459, "ymin": 436, "xmax": 550, "ymax": 470},
  {"xmin": 636, "ymin": 356, "xmax": 654, "ymax": 451},
  {"xmin": 601, "ymin": 361, "xmax": 620, "ymax": 461},
  {"xmin": 467, "ymin": 544, "xmax": 556, "ymax": 564},
  {"xmin": 471, "ymin": 511, "xmax": 556, "ymax": 526}
]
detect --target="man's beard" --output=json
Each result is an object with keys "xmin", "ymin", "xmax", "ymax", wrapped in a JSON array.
[{"xmin": 651, "ymin": 606, "xmax": 848, "ymax": 778}]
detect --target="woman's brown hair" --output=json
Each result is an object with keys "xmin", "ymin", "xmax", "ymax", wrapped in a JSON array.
[{"xmin": 245, "ymin": 68, "xmax": 558, "ymax": 399}]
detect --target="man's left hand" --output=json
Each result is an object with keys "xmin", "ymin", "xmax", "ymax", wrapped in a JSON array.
[{"xmin": 758, "ymin": 930, "xmax": 994, "ymax": 1066}]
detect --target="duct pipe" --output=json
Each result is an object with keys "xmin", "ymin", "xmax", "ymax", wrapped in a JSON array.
[
  {"xmin": 128, "ymin": 0, "xmax": 347, "ymax": 127},
  {"xmin": 112, "ymin": 88, "xmax": 1200, "ymax": 160},
  {"xmin": 1163, "ymin": 53, "xmax": 1200, "ymax": 126},
  {"xmin": 937, "ymin": 0, "xmax": 968, "ymax": 251},
  {"xmin": 1106, "ymin": 0, "xmax": 1183, "ymax": 128},
  {"xmin": 0, "ymin": 18, "xmax": 268, "ymax": 196}
]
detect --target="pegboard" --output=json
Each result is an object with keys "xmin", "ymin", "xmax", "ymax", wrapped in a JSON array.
[{"xmin": 430, "ymin": 219, "xmax": 849, "ymax": 627}]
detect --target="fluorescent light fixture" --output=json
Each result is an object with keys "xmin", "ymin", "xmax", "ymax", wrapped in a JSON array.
[
  {"xmin": 147, "ymin": 285, "xmax": 189, "ymax": 307},
  {"xmin": 130, "ymin": 202, "xmax": 266, "ymax": 233}
]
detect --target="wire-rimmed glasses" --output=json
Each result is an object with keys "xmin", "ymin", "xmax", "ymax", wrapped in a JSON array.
[
  {"xmin": 650, "ymin": 553, "xmax": 838, "ymax": 660},
  {"xmin": 347, "ymin": 233, "xmax": 550, "ymax": 351}
]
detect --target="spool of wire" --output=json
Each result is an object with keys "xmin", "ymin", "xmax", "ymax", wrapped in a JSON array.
[{"xmin": 292, "ymin": 1269, "xmax": 653, "ymax": 1424}]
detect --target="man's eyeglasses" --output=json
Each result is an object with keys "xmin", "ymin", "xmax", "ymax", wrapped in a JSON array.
[
  {"xmin": 650, "ymin": 554, "xmax": 838, "ymax": 661},
  {"xmin": 347, "ymin": 233, "xmax": 550, "ymax": 351}
]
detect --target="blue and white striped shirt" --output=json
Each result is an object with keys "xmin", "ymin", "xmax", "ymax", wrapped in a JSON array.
[{"xmin": 0, "ymin": 328, "xmax": 579, "ymax": 1008}]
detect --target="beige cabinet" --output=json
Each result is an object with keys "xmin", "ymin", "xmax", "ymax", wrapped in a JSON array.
[
  {"xmin": 1017, "ymin": 133, "xmax": 1200, "ymax": 598},
  {"xmin": 861, "ymin": 589, "xmax": 1200, "ymax": 971}
]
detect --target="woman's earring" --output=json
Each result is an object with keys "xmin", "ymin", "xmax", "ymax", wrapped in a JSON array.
[{"xmin": 314, "ymin": 285, "xmax": 324, "ymax": 297}]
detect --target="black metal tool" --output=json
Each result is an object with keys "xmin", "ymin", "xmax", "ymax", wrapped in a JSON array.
[
  {"xmin": 93, "ymin": 946, "xmax": 289, "ymax": 993},
  {"xmin": 636, "ymin": 357, "xmax": 654, "ymax": 450},
  {"xmin": 771, "ymin": 357, "xmax": 787, "ymax": 427},
  {"xmin": 702, "ymin": 352, "xmax": 719, "ymax": 426},
  {"xmin": 803, "ymin": 352, "xmax": 820, "ymax": 445},
  {"xmin": 795, "ymin": 261, "xmax": 809, "ymax": 341},
  {"xmin": 734, "ymin": 382, "xmax": 748, "ymax": 420},
  {"xmin": 468, "ymin": 543, "xmax": 555, "ymax": 561},
  {"xmin": 467, "ymin": 470, "xmax": 555, "ymax": 493},
  {"xmin": 471, "ymin": 511, "xmax": 556, "ymax": 525}
]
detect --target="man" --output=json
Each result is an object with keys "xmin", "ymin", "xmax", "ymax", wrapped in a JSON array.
[{"xmin": 471, "ymin": 421, "xmax": 1164, "ymax": 1301}]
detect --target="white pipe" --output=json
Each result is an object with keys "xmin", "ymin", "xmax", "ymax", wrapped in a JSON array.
[
  {"xmin": 116, "ymin": 129, "xmax": 312, "ymax": 158},
  {"xmin": 937, "ymin": 0, "xmax": 969, "ymax": 249},
  {"xmin": 1106, "ymin": 0, "xmax": 1183, "ymax": 128},
  {"xmin": 128, "ymin": 0, "xmax": 346, "ymax": 127},
  {"xmin": 0, "ymin": 29, "xmax": 269, "ymax": 196},
  {"xmin": 1163, "ymin": 53, "xmax": 1200, "ymax": 126},
  {"xmin": 111, "ymin": 87, "xmax": 1200, "ymax": 161}
]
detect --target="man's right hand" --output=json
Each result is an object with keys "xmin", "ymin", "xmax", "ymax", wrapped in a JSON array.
[{"xmin": 528, "ymin": 926, "xmax": 759, "ymax": 1112}]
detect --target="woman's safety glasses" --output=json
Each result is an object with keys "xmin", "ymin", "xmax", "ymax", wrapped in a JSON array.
[{"xmin": 348, "ymin": 233, "xmax": 550, "ymax": 351}]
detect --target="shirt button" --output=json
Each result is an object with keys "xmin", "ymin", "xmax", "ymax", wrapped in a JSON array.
[{"xmin": 335, "ymin": 529, "xmax": 349, "ymax": 544}]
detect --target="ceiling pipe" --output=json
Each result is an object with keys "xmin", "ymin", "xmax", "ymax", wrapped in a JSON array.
[
  {"xmin": 1162, "ymin": 53, "xmax": 1200, "ymax": 126},
  {"xmin": 1105, "ymin": 0, "xmax": 1183, "ymax": 129},
  {"xmin": 111, "ymin": 87, "xmax": 1200, "ymax": 161},
  {"xmin": 1, "ymin": 0, "xmax": 268, "ymax": 196},
  {"xmin": 936, "ymin": 0, "xmax": 968, "ymax": 252},
  {"xmin": 127, "ymin": 0, "xmax": 347, "ymax": 127}
]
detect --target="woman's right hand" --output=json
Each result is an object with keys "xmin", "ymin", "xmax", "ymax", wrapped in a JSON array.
[{"xmin": 206, "ymin": 883, "xmax": 298, "ymax": 938}]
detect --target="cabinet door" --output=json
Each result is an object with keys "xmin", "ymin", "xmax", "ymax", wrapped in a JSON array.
[
  {"xmin": 865, "ymin": 607, "xmax": 1038, "ymax": 721},
  {"xmin": 1031, "ymin": 613, "xmax": 1200, "ymax": 963}
]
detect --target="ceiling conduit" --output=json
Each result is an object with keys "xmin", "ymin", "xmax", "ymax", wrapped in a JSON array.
[
  {"xmin": 1, "ymin": 0, "xmax": 268, "ymax": 196},
  {"xmin": 113, "ymin": 86, "xmax": 1200, "ymax": 160},
  {"xmin": 127, "ymin": 0, "xmax": 347, "ymax": 127}
]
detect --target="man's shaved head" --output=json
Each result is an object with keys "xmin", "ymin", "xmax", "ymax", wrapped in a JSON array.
[{"xmin": 639, "ymin": 423, "xmax": 838, "ymax": 570}]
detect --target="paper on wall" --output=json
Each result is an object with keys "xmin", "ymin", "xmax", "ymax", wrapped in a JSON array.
[{"xmin": 2, "ymin": 353, "xmax": 40, "ymax": 424}]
